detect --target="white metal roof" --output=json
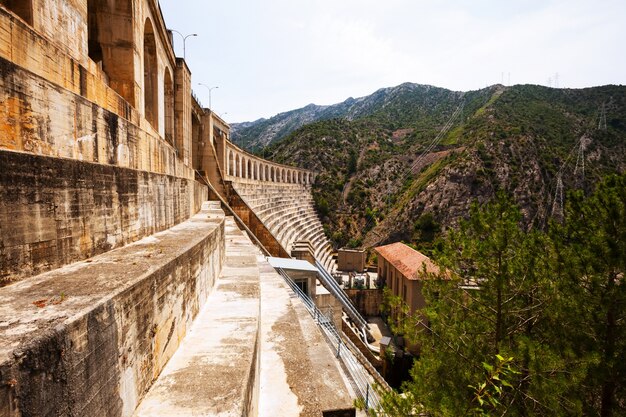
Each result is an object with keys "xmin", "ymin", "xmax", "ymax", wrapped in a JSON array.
[{"xmin": 267, "ymin": 257, "xmax": 319, "ymax": 272}]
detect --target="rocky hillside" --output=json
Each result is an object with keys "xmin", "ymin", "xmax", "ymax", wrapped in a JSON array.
[
  {"xmin": 230, "ymin": 83, "xmax": 456, "ymax": 150},
  {"xmin": 249, "ymin": 83, "xmax": 626, "ymax": 253}
]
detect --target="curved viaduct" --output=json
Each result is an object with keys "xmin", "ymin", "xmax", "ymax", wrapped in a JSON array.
[{"xmin": 209, "ymin": 138, "xmax": 336, "ymax": 272}]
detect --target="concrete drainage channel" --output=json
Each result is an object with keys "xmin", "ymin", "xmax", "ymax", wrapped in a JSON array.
[{"xmin": 274, "ymin": 267, "xmax": 389, "ymax": 414}]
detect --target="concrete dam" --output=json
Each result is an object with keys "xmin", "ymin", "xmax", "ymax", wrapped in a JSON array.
[{"xmin": 0, "ymin": 1, "xmax": 383, "ymax": 416}]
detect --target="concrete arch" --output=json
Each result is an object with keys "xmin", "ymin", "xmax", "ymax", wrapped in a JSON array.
[
  {"xmin": 235, "ymin": 154, "xmax": 240, "ymax": 177},
  {"xmin": 228, "ymin": 150, "xmax": 234, "ymax": 176},
  {"xmin": 281, "ymin": 169, "xmax": 286, "ymax": 183},
  {"xmin": 143, "ymin": 18, "xmax": 158, "ymax": 130},
  {"xmin": 270, "ymin": 167, "xmax": 275, "ymax": 182},
  {"xmin": 265, "ymin": 165, "xmax": 269, "ymax": 182},
  {"xmin": 247, "ymin": 159, "xmax": 253, "ymax": 179},
  {"xmin": 297, "ymin": 171, "xmax": 302, "ymax": 184},
  {"xmin": 164, "ymin": 68, "xmax": 174, "ymax": 144},
  {"xmin": 87, "ymin": 0, "xmax": 135, "ymax": 105},
  {"xmin": 4, "ymin": 0, "xmax": 33, "ymax": 25}
]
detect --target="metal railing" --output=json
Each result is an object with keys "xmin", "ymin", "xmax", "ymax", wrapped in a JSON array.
[
  {"xmin": 275, "ymin": 267, "xmax": 386, "ymax": 413},
  {"xmin": 314, "ymin": 260, "xmax": 369, "ymax": 335}
]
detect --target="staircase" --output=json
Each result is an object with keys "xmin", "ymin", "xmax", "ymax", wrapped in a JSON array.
[{"xmin": 230, "ymin": 182, "xmax": 336, "ymax": 271}]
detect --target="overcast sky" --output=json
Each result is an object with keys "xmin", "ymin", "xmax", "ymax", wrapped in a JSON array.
[{"xmin": 160, "ymin": 0, "xmax": 626, "ymax": 123}]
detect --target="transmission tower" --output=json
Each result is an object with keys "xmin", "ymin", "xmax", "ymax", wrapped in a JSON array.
[
  {"xmin": 598, "ymin": 103, "xmax": 607, "ymax": 130},
  {"xmin": 574, "ymin": 140, "xmax": 585, "ymax": 184},
  {"xmin": 551, "ymin": 174, "xmax": 564, "ymax": 220}
]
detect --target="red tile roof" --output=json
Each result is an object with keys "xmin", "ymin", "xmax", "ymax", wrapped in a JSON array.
[{"xmin": 375, "ymin": 242, "xmax": 440, "ymax": 280}]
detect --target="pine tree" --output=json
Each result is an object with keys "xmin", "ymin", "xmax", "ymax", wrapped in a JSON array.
[
  {"xmin": 553, "ymin": 174, "xmax": 626, "ymax": 416},
  {"xmin": 377, "ymin": 193, "xmax": 581, "ymax": 416}
]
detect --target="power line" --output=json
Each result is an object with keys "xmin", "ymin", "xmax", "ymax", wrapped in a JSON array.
[
  {"xmin": 362, "ymin": 97, "xmax": 465, "ymax": 246},
  {"xmin": 551, "ymin": 173, "xmax": 564, "ymax": 220}
]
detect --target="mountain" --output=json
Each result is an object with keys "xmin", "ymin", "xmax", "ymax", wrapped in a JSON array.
[
  {"xmin": 258, "ymin": 83, "xmax": 626, "ymax": 252},
  {"xmin": 230, "ymin": 83, "xmax": 452, "ymax": 150}
]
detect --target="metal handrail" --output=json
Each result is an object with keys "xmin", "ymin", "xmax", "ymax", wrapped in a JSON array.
[
  {"xmin": 314, "ymin": 260, "xmax": 369, "ymax": 334},
  {"xmin": 275, "ymin": 267, "xmax": 386, "ymax": 413},
  {"xmin": 194, "ymin": 170, "xmax": 271, "ymax": 257}
]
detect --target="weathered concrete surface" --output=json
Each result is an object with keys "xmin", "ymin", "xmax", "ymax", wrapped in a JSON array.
[
  {"xmin": 0, "ymin": 1, "xmax": 178, "ymax": 137},
  {"xmin": 134, "ymin": 217, "xmax": 261, "ymax": 417},
  {"xmin": 0, "ymin": 54, "xmax": 192, "ymax": 180},
  {"xmin": 258, "ymin": 258, "xmax": 355, "ymax": 417},
  {"xmin": 0, "ymin": 201, "xmax": 225, "ymax": 417},
  {"xmin": 225, "ymin": 181, "xmax": 290, "ymax": 259},
  {"xmin": 231, "ymin": 182, "xmax": 336, "ymax": 272},
  {"xmin": 0, "ymin": 150, "xmax": 208, "ymax": 285}
]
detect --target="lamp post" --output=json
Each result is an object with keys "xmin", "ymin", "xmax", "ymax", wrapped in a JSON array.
[
  {"xmin": 198, "ymin": 83, "xmax": 218, "ymax": 110},
  {"xmin": 170, "ymin": 30, "xmax": 197, "ymax": 60}
]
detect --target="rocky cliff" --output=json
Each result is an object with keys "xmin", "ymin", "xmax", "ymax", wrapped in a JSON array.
[{"xmin": 239, "ymin": 83, "xmax": 626, "ymax": 252}]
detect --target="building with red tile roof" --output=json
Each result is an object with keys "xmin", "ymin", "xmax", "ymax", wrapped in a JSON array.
[{"xmin": 374, "ymin": 242, "xmax": 440, "ymax": 315}]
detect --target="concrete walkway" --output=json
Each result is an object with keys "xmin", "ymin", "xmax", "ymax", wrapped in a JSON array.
[
  {"xmin": 134, "ymin": 217, "xmax": 261, "ymax": 417},
  {"xmin": 134, "ymin": 217, "xmax": 356, "ymax": 416},
  {"xmin": 257, "ymin": 258, "xmax": 355, "ymax": 417}
]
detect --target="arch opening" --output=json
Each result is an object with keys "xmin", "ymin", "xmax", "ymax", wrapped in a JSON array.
[
  {"xmin": 87, "ymin": 0, "xmax": 135, "ymax": 105},
  {"xmin": 2, "ymin": 0, "xmax": 33, "ymax": 25},
  {"xmin": 164, "ymin": 68, "xmax": 174, "ymax": 145},
  {"xmin": 143, "ymin": 19, "xmax": 159, "ymax": 129}
]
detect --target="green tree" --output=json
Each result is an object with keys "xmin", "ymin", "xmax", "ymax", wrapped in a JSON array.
[
  {"xmin": 377, "ymin": 194, "xmax": 579, "ymax": 416},
  {"xmin": 552, "ymin": 174, "xmax": 626, "ymax": 416}
]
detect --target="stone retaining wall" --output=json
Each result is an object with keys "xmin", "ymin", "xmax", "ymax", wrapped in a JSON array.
[{"xmin": 0, "ymin": 150, "xmax": 208, "ymax": 285}]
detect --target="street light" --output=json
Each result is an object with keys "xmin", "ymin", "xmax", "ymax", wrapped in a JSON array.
[
  {"xmin": 198, "ymin": 83, "xmax": 218, "ymax": 110},
  {"xmin": 170, "ymin": 30, "xmax": 197, "ymax": 60}
]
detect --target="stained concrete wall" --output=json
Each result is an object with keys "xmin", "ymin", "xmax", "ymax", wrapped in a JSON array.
[
  {"xmin": 0, "ymin": 203, "xmax": 225, "ymax": 417},
  {"xmin": 0, "ymin": 55, "xmax": 192, "ymax": 179},
  {"xmin": 0, "ymin": 2, "xmax": 192, "ymax": 170},
  {"xmin": 344, "ymin": 289, "xmax": 384, "ymax": 317},
  {"xmin": 0, "ymin": 150, "xmax": 208, "ymax": 285}
]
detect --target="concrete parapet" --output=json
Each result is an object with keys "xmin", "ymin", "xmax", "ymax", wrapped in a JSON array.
[
  {"xmin": 0, "ymin": 202, "xmax": 225, "ymax": 417},
  {"xmin": 135, "ymin": 217, "xmax": 260, "ymax": 417}
]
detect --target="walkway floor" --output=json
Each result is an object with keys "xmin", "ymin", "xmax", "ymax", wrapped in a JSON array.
[
  {"xmin": 258, "ymin": 257, "xmax": 354, "ymax": 416},
  {"xmin": 134, "ymin": 217, "xmax": 261, "ymax": 417}
]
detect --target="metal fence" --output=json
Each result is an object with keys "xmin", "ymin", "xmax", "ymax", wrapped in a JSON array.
[{"xmin": 275, "ymin": 267, "xmax": 386, "ymax": 413}]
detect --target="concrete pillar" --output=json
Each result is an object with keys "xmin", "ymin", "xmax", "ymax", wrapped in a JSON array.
[{"xmin": 174, "ymin": 59, "xmax": 192, "ymax": 165}]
